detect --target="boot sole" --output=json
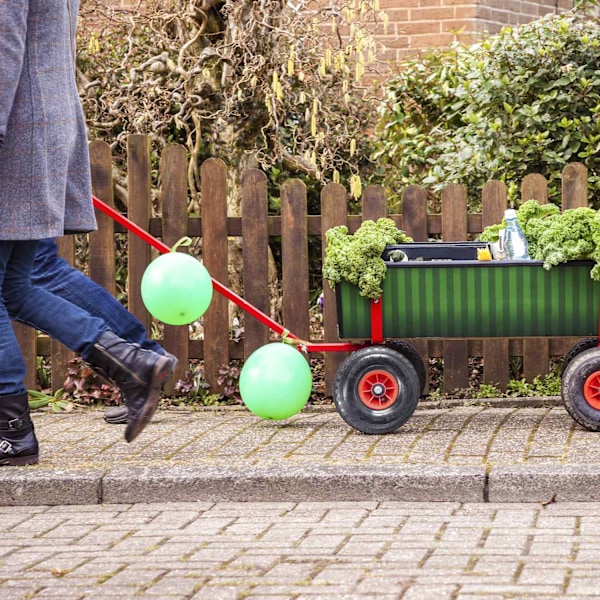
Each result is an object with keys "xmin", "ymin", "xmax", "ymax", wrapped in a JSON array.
[
  {"xmin": 0, "ymin": 454, "xmax": 39, "ymax": 466},
  {"xmin": 124, "ymin": 355, "xmax": 174, "ymax": 443},
  {"xmin": 104, "ymin": 415, "xmax": 128, "ymax": 425}
]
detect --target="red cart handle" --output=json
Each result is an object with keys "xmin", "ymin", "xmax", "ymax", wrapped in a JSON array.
[{"xmin": 92, "ymin": 196, "xmax": 366, "ymax": 354}]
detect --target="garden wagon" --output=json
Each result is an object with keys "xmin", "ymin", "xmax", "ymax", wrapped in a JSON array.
[{"xmin": 93, "ymin": 197, "xmax": 600, "ymax": 435}]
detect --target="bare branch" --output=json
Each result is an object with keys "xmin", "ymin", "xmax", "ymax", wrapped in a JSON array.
[{"xmin": 78, "ymin": 0, "xmax": 385, "ymax": 199}]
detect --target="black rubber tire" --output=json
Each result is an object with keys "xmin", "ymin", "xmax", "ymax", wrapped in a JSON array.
[
  {"xmin": 386, "ymin": 340, "xmax": 427, "ymax": 395},
  {"xmin": 562, "ymin": 338, "xmax": 599, "ymax": 374},
  {"xmin": 333, "ymin": 345, "xmax": 420, "ymax": 434},
  {"xmin": 562, "ymin": 347, "xmax": 600, "ymax": 431}
]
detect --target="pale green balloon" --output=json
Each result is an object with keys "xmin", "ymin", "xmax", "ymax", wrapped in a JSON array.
[
  {"xmin": 240, "ymin": 343, "xmax": 313, "ymax": 419},
  {"xmin": 141, "ymin": 252, "xmax": 213, "ymax": 325}
]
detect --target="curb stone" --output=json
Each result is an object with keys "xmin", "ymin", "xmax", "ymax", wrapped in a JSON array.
[
  {"xmin": 0, "ymin": 468, "xmax": 104, "ymax": 505},
  {"xmin": 488, "ymin": 464, "xmax": 600, "ymax": 503},
  {"xmin": 4, "ymin": 462, "xmax": 598, "ymax": 506},
  {"xmin": 0, "ymin": 464, "xmax": 487, "ymax": 506},
  {"xmin": 100, "ymin": 464, "xmax": 487, "ymax": 504}
]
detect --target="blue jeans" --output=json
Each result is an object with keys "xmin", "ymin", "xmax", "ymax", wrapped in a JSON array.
[
  {"xmin": 0, "ymin": 240, "xmax": 108, "ymax": 395},
  {"xmin": 29, "ymin": 238, "xmax": 163, "ymax": 354}
]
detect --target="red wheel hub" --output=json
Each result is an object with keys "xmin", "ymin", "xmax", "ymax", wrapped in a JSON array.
[
  {"xmin": 584, "ymin": 370, "xmax": 600, "ymax": 410},
  {"xmin": 357, "ymin": 369, "xmax": 399, "ymax": 410}
]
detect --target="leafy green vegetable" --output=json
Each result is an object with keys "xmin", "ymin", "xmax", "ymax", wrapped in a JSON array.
[
  {"xmin": 532, "ymin": 207, "xmax": 597, "ymax": 267},
  {"xmin": 478, "ymin": 223, "xmax": 504, "ymax": 244},
  {"xmin": 323, "ymin": 218, "xmax": 413, "ymax": 299},
  {"xmin": 479, "ymin": 200, "xmax": 561, "ymax": 245},
  {"xmin": 480, "ymin": 200, "xmax": 600, "ymax": 278}
]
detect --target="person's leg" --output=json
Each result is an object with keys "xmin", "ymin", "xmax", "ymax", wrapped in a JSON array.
[
  {"xmin": 4, "ymin": 241, "xmax": 174, "ymax": 444},
  {"xmin": 28, "ymin": 239, "xmax": 177, "ymax": 427},
  {"xmin": 0, "ymin": 241, "xmax": 39, "ymax": 465},
  {"xmin": 30, "ymin": 239, "xmax": 163, "ymax": 353},
  {"xmin": 6, "ymin": 242, "xmax": 109, "ymax": 357}
]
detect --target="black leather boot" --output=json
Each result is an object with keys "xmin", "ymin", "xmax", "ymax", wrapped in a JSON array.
[
  {"xmin": 87, "ymin": 331, "xmax": 174, "ymax": 442},
  {"xmin": 103, "ymin": 352, "xmax": 178, "ymax": 426},
  {"xmin": 0, "ymin": 393, "xmax": 39, "ymax": 466}
]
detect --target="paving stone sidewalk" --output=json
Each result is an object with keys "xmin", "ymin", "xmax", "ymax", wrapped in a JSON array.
[
  {"xmin": 4, "ymin": 398, "xmax": 600, "ymax": 506},
  {"xmin": 5, "ymin": 500, "xmax": 600, "ymax": 599}
]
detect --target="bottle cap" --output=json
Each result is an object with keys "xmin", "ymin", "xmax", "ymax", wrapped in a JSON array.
[{"xmin": 504, "ymin": 208, "xmax": 517, "ymax": 219}]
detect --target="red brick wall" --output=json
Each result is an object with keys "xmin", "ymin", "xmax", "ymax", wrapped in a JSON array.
[{"xmin": 378, "ymin": 0, "xmax": 574, "ymax": 63}]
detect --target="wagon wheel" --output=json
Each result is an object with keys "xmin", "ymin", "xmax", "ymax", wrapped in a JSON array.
[
  {"xmin": 562, "ymin": 347, "xmax": 600, "ymax": 431},
  {"xmin": 333, "ymin": 346, "xmax": 420, "ymax": 434},
  {"xmin": 385, "ymin": 340, "xmax": 427, "ymax": 395},
  {"xmin": 562, "ymin": 338, "xmax": 599, "ymax": 374}
]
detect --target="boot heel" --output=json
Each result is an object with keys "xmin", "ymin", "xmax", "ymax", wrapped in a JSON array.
[{"xmin": 87, "ymin": 332, "xmax": 177, "ymax": 443}]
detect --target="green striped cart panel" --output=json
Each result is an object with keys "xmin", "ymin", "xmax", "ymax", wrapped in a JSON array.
[{"xmin": 336, "ymin": 261, "xmax": 600, "ymax": 339}]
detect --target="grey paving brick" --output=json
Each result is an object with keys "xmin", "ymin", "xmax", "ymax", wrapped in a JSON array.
[{"xmin": 5, "ymin": 500, "xmax": 600, "ymax": 598}]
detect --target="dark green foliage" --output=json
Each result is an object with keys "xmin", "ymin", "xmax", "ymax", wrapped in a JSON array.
[{"xmin": 375, "ymin": 5, "xmax": 600, "ymax": 210}]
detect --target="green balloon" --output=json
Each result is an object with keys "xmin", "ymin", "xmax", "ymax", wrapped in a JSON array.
[
  {"xmin": 240, "ymin": 343, "xmax": 312, "ymax": 420},
  {"xmin": 141, "ymin": 252, "xmax": 213, "ymax": 325}
]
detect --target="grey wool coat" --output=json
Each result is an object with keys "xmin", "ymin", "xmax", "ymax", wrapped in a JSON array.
[{"xmin": 0, "ymin": 0, "xmax": 97, "ymax": 240}]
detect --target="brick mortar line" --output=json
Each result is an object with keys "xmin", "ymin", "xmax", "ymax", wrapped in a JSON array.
[
  {"xmin": 523, "ymin": 406, "xmax": 555, "ymax": 461},
  {"xmin": 481, "ymin": 407, "xmax": 519, "ymax": 466},
  {"xmin": 443, "ymin": 406, "xmax": 487, "ymax": 463},
  {"xmin": 400, "ymin": 410, "xmax": 448, "ymax": 462}
]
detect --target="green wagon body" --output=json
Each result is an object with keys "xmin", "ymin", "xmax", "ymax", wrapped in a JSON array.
[{"xmin": 336, "ymin": 246, "xmax": 600, "ymax": 340}]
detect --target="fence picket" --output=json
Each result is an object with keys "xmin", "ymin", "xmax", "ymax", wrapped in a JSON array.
[
  {"xmin": 127, "ymin": 134, "xmax": 152, "ymax": 332},
  {"xmin": 50, "ymin": 236, "xmax": 76, "ymax": 390},
  {"xmin": 321, "ymin": 183, "xmax": 348, "ymax": 396},
  {"xmin": 242, "ymin": 169, "xmax": 270, "ymax": 358},
  {"xmin": 362, "ymin": 184, "xmax": 387, "ymax": 222},
  {"xmin": 201, "ymin": 158, "xmax": 230, "ymax": 391},
  {"xmin": 522, "ymin": 173, "xmax": 550, "ymax": 381},
  {"xmin": 481, "ymin": 180, "xmax": 509, "ymax": 389},
  {"xmin": 281, "ymin": 179, "xmax": 310, "ymax": 342},
  {"xmin": 441, "ymin": 183, "xmax": 470, "ymax": 392},
  {"xmin": 562, "ymin": 163, "xmax": 588, "ymax": 210},
  {"xmin": 562, "ymin": 162, "xmax": 590, "ymax": 356},
  {"xmin": 89, "ymin": 140, "xmax": 116, "ymax": 295},
  {"xmin": 401, "ymin": 185, "xmax": 428, "ymax": 238},
  {"xmin": 160, "ymin": 144, "xmax": 189, "ymax": 393},
  {"xmin": 522, "ymin": 173, "xmax": 548, "ymax": 205},
  {"xmin": 14, "ymin": 323, "xmax": 36, "ymax": 391},
  {"xmin": 400, "ymin": 184, "xmax": 429, "ymax": 393}
]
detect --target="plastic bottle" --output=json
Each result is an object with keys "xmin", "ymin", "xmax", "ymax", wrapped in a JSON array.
[{"xmin": 502, "ymin": 208, "xmax": 530, "ymax": 260}]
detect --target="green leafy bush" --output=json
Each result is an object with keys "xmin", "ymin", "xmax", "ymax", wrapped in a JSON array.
[{"xmin": 375, "ymin": 5, "xmax": 600, "ymax": 210}]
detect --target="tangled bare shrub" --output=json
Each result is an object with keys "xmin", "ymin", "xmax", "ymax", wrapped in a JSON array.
[{"xmin": 77, "ymin": 0, "xmax": 388, "ymax": 206}]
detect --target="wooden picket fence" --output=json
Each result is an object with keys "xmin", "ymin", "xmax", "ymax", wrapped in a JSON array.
[{"xmin": 14, "ymin": 134, "xmax": 593, "ymax": 395}]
